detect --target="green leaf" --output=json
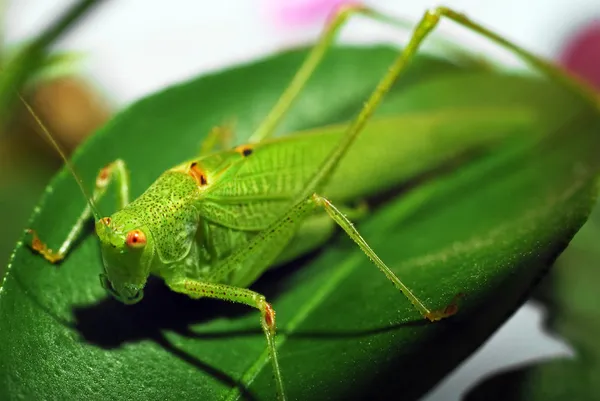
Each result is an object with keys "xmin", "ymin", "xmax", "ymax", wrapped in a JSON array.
[
  {"xmin": 465, "ymin": 203, "xmax": 600, "ymax": 401},
  {"xmin": 1, "ymin": 46, "xmax": 599, "ymax": 401}
]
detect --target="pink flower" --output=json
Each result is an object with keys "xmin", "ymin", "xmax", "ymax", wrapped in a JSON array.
[
  {"xmin": 265, "ymin": 0, "xmax": 356, "ymax": 29},
  {"xmin": 559, "ymin": 22, "xmax": 600, "ymax": 90}
]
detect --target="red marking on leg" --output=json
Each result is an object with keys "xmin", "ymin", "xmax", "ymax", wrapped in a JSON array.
[
  {"xmin": 264, "ymin": 302, "xmax": 276, "ymax": 330},
  {"xmin": 27, "ymin": 229, "xmax": 43, "ymax": 252},
  {"xmin": 425, "ymin": 292, "xmax": 465, "ymax": 322},
  {"xmin": 26, "ymin": 229, "xmax": 63, "ymax": 263},
  {"xmin": 96, "ymin": 165, "xmax": 111, "ymax": 188}
]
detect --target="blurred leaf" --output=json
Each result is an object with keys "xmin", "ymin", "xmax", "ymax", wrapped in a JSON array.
[
  {"xmin": 24, "ymin": 50, "xmax": 84, "ymax": 86},
  {"xmin": 1, "ymin": 46, "xmax": 600, "ymax": 401},
  {"xmin": 0, "ymin": 0, "xmax": 103, "ymax": 128}
]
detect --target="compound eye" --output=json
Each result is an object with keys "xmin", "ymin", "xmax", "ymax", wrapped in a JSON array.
[{"xmin": 125, "ymin": 229, "xmax": 147, "ymax": 248}]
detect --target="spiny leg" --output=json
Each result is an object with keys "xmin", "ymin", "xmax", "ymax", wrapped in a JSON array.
[
  {"xmin": 248, "ymin": 4, "xmax": 414, "ymax": 143},
  {"xmin": 312, "ymin": 194, "xmax": 461, "ymax": 321},
  {"xmin": 168, "ymin": 281, "xmax": 285, "ymax": 401},
  {"xmin": 28, "ymin": 159, "xmax": 130, "ymax": 263}
]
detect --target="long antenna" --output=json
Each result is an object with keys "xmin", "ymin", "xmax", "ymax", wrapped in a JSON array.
[{"xmin": 19, "ymin": 94, "xmax": 102, "ymax": 220}]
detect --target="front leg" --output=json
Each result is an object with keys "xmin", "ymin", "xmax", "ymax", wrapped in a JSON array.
[
  {"xmin": 163, "ymin": 196, "xmax": 323, "ymax": 401},
  {"xmin": 28, "ymin": 159, "xmax": 131, "ymax": 263},
  {"xmin": 168, "ymin": 279, "xmax": 285, "ymax": 401}
]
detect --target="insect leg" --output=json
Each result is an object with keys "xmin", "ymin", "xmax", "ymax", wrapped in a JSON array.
[
  {"xmin": 170, "ymin": 197, "xmax": 325, "ymax": 399},
  {"xmin": 249, "ymin": 4, "xmax": 414, "ymax": 143},
  {"xmin": 168, "ymin": 280, "xmax": 285, "ymax": 401},
  {"xmin": 397, "ymin": 7, "xmax": 597, "ymax": 106},
  {"xmin": 311, "ymin": 193, "xmax": 461, "ymax": 321},
  {"xmin": 177, "ymin": 198, "xmax": 371, "ymax": 397},
  {"xmin": 28, "ymin": 159, "xmax": 130, "ymax": 263}
]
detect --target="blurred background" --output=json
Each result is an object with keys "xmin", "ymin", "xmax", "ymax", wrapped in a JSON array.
[{"xmin": 1, "ymin": 0, "xmax": 599, "ymax": 400}]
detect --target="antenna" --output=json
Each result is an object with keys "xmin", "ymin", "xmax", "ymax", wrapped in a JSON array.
[{"xmin": 18, "ymin": 94, "xmax": 102, "ymax": 221}]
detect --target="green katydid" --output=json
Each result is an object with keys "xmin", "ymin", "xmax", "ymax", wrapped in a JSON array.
[{"xmin": 22, "ymin": 5, "xmax": 597, "ymax": 401}]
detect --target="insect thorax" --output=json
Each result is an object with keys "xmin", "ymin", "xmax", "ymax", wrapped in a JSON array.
[{"xmin": 124, "ymin": 171, "xmax": 200, "ymax": 265}]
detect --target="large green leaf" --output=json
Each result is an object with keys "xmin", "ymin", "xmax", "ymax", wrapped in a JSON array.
[{"xmin": 1, "ymin": 46, "xmax": 599, "ymax": 401}]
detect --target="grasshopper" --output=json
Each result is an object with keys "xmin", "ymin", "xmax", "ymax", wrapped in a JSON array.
[{"xmin": 24, "ymin": 5, "xmax": 596, "ymax": 401}]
